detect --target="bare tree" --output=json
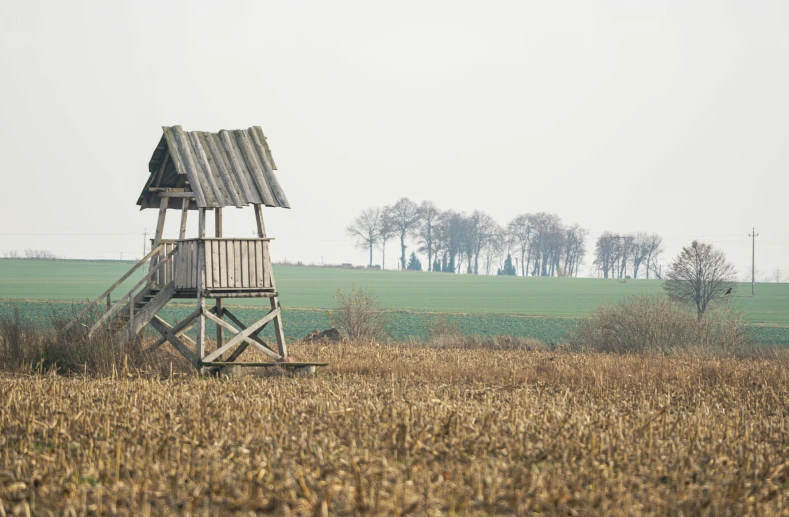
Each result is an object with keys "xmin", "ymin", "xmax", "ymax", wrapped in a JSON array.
[
  {"xmin": 435, "ymin": 210, "xmax": 464, "ymax": 273},
  {"xmin": 23, "ymin": 249, "xmax": 59, "ymax": 260},
  {"xmin": 507, "ymin": 214, "xmax": 531, "ymax": 276},
  {"xmin": 593, "ymin": 232, "xmax": 618, "ymax": 278},
  {"xmin": 346, "ymin": 208, "xmax": 381, "ymax": 267},
  {"xmin": 664, "ymin": 240, "xmax": 737, "ymax": 320},
  {"xmin": 416, "ymin": 201, "xmax": 440, "ymax": 272},
  {"xmin": 643, "ymin": 233, "xmax": 664, "ymax": 279},
  {"xmin": 462, "ymin": 210, "xmax": 497, "ymax": 274},
  {"xmin": 385, "ymin": 198, "xmax": 421, "ymax": 271},
  {"xmin": 2, "ymin": 250, "xmax": 20, "ymax": 259},
  {"xmin": 563, "ymin": 225, "xmax": 588, "ymax": 277},
  {"xmin": 483, "ymin": 225, "xmax": 508, "ymax": 275},
  {"xmin": 377, "ymin": 211, "xmax": 395, "ymax": 270}
]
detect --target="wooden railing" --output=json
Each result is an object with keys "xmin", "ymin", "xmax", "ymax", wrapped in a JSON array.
[
  {"xmin": 61, "ymin": 243, "xmax": 171, "ymax": 333},
  {"xmin": 175, "ymin": 238, "xmax": 273, "ymax": 291},
  {"xmin": 88, "ymin": 246, "xmax": 179, "ymax": 336}
]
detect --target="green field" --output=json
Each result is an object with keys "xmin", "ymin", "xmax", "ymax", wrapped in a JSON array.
[{"xmin": 2, "ymin": 259, "xmax": 788, "ymax": 345}]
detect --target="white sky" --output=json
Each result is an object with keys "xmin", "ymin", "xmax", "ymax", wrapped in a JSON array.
[{"xmin": 1, "ymin": 0, "xmax": 787, "ymax": 278}]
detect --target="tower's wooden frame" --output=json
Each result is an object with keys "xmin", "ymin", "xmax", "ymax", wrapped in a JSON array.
[{"xmin": 63, "ymin": 126, "xmax": 325, "ymax": 372}]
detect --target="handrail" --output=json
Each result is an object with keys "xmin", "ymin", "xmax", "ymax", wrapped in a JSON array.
[
  {"xmin": 61, "ymin": 243, "xmax": 166, "ymax": 332},
  {"xmin": 89, "ymin": 246, "xmax": 179, "ymax": 336}
]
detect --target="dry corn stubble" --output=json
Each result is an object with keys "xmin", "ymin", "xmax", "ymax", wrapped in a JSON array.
[{"xmin": 1, "ymin": 341, "xmax": 789, "ymax": 516}]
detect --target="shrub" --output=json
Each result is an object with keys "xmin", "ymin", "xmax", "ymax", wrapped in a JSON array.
[
  {"xmin": 329, "ymin": 286, "xmax": 389, "ymax": 342},
  {"xmin": 570, "ymin": 294, "xmax": 752, "ymax": 356},
  {"xmin": 425, "ymin": 316, "xmax": 547, "ymax": 351},
  {"xmin": 0, "ymin": 304, "xmax": 188, "ymax": 376}
]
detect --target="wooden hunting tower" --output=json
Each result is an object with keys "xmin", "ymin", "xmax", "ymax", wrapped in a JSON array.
[{"xmin": 65, "ymin": 126, "xmax": 322, "ymax": 371}]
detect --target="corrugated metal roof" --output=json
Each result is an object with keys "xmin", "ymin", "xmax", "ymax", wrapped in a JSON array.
[{"xmin": 138, "ymin": 126, "xmax": 289, "ymax": 210}]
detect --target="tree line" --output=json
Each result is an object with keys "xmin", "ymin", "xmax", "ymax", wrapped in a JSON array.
[
  {"xmin": 592, "ymin": 231, "xmax": 664, "ymax": 279},
  {"xmin": 346, "ymin": 198, "xmax": 590, "ymax": 276}
]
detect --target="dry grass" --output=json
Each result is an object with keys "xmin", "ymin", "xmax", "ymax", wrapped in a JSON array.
[{"xmin": 2, "ymin": 341, "xmax": 789, "ymax": 515}]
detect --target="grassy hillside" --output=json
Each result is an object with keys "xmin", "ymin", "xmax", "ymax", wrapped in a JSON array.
[{"xmin": 1, "ymin": 258, "xmax": 788, "ymax": 324}]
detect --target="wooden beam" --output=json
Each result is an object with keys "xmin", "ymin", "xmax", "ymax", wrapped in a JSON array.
[
  {"xmin": 195, "ymin": 235, "xmax": 206, "ymax": 360},
  {"xmin": 144, "ymin": 307, "xmax": 201, "ymax": 353},
  {"xmin": 179, "ymin": 198, "xmax": 189, "ymax": 240},
  {"xmin": 254, "ymin": 204, "xmax": 266, "ymax": 238},
  {"xmin": 202, "ymin": 308, "xmax": 280, "ymax": 363},
  {"xmin": 222, "ymin": 308, "xmax": 276, "ymax": 350},
  {"xmin": 201, "ymin": 308, "xmax": 281, "ymax": 362},
  {"xmin": 154, "ymin": 196, "xmax": 168, "ymax": 246},
  {"xmin": 156, "ymin": 191, "xmax": 194, "ymax": 198},
  {"xmin": 149, "ymin": 316, "xmax": 199, "ymax": 366},
  {"xmin": 270, "ymin": 296, "xmax": 288, "ymax": 357},
  {"xmin": 151, "ymin": 149, "xmax": 170, "ymax": 188},
  {"xmin": 89, "ymin": 254, "xmax": 176, "ymax": 336},
  {"xmin": 198, "ymin": 208, "xmax": 206, "ymax": 238},
  {"xmin": 61, "ymin": 244, "xmax": 165, "ymax": 332},
  {"xmin": 214, "ymin": 208, "xmax": 224, "ymax": 355}
]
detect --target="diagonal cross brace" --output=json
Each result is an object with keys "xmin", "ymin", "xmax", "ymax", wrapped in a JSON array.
[
  {"xmin": 144, "ymin": 307, "xmax": 201, "ymax": 353},
  {"xmin": 202, "ymin": 307, "xmax": 281, "ymax": 363},
  {"xmin": 149, "ymin": 315, "xmax": 200, "ymax": 366}
]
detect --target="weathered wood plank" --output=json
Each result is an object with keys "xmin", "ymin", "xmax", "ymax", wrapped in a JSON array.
[
  {"xmin": 211, "ymin": 240, "xmax": 221, "ymax": 289},
  {"xmin": 223, "ymin": 309, "xmax": 275, "ymax": 344},
  {"xmin": 248, "ymin": 127, "xmax": 289, "ymax": 207},
  {"xmin": 127, "ymin": 282, "xmax": 176, "ymax": 336},
  {"xmin": 270, "ymin": 297, "xmax": 287, "ymax": 357},
  {"xmin": 156, "ymin": 191, "xmax": 194, "ymax": 198},
  {"xmin": 254, "ymin": 204, "xmax": 267, "ymax": 237},
  {"xmin": 234, "ymin": 240, "xmax": 242, "ymax": 288},
  {"xmin": 202, "ymin": 307, "xmax": 281, "ymax": 363},
  {"xmin": 204, "ymin": 240, "xmax": 213, "ymax": 289},
  {"xmin": 201, "ymin": 308, "xmax": 281, "ymax": 362},
  {"xmin": 195, "ymin": 240, "xmax": 206, "ymax": 360},
  {"xmin": 179, "ymin": 198, "xmax": 189, "ymax": 240},
  {"xmin": 252, "ymin": 126, "xmax": 277, "ymax": 170},
  {"xmin": 234, "ymin": 130, "xmax": 276, "ymax": 206},
  {"xmin": 144, "ymin": 307, "xmax": 201, "ymax": 353},
  {"xmin": 241, "ymin": 240, "xmax": 249, "ymax": 287},
  {"xmin": 164, "ymin": 126, "xmax": 207, "ymax": 208},
  {"xmin": 218, "ymin": 130, "xmax": 263, "ymax": 204},
  {"xmin": 252, "ymin": 240, "xmax": 261, "ymax": 287},
  {"xmin": 206, "ymin": 132, "xmax": 245, "ymax": 207},
  {"xmin": 186, "ymin": 131, "xmax": 220, "ymax": 207},
  {"xmin": 249, "ymin": 240, "xmax": 258, "ymax": 287},
  {"xmin": 226, "ymin": 240, "xmax": 235, "ymax": 287},
  {"xmin": 149, "ymin": 315, "xmax": 199, "ymax": 366},
  {"xmin": 88, "ymin": 250, "xmax": 176, "ymax": 335}
]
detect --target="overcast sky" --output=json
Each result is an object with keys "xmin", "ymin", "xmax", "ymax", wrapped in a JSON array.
[{"xmin": 1, "ymin": 0, "xmax": 787, "ymax": 279}]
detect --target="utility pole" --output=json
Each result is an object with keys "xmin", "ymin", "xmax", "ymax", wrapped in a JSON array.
[
  {"xmin": 749, "ymin": 227, "xmax": 758, "ymax": 296},
  {"xmin": 143, "ymin": 229, "xmax": 148, "ymax": 257}
]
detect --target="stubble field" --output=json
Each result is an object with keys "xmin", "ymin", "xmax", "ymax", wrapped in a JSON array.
[{"xmin": 2, "ymin": 342, "xmax": 789, "ymax": 516}]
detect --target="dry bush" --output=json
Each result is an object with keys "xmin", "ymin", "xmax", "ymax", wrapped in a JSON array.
[
  {"xmin": 328, "ymin": 286, "xmax": 389, "ymax": 341},
  {"xmin": 0, "ymin": 304, "xmax": 188, "ymax": 376},
  {"xmin": 571, "ymin": 294, "xmax": 753, "ymax": 356},
  {"xmin": 425, "ymin": 317, "xmax": 547, "ymax": 351},
  {"xmin": 1, "ymin": 342, "xmax": 788, "ymax": 515},
  {"xmin": 0, "ymin": 307, "xmax": 44, "ymax": 369}
]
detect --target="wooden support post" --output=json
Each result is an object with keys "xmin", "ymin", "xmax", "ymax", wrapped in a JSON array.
[
  {"xmin": 150, "ymin": 196, "xmax": 169, "ymax": 286},
  {"xmin": 154, "ymin": 197, "xmax": 168, "ymax": 246},
  {"xmin": 254, "ymin": 204, "xmax": 266, "ymax": 238},
  {"xmin": 215, "ymin": 208, "xmax": 224, "ymax": 358},
  {"xmin": 179, "ymin": 198, "xmax": 189, "ymax": 240},
  {"xmin": 195, "ymin": 208, "xmax": 207, "ymax": 364},
  {"xmin": 254, "ymin": 204, "xmax": 287, "ymax": 357}
]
